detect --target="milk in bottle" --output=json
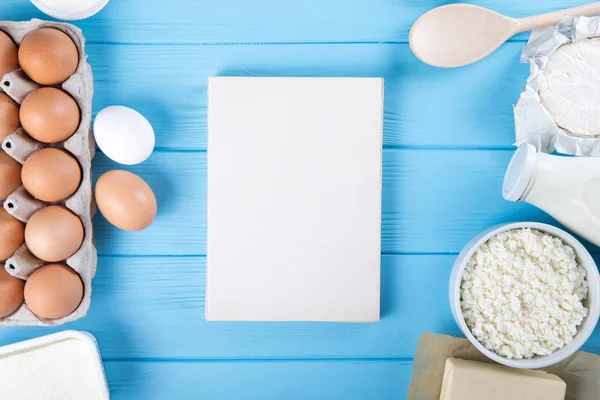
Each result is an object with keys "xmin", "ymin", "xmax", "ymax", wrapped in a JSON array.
[{"xmin": 503, "ymin": 143, "xmax": 600, "ymax": 247}]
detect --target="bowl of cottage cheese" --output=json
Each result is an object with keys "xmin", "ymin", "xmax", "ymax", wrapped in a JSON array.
[{"xmin": 450, "ymin": 222, "xmax": 600, "ymax": 369}]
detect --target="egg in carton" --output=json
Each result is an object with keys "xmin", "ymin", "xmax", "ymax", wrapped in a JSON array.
[{"xmin": 0, "ymin": 19, "xmax": 96, "ymax": 326}]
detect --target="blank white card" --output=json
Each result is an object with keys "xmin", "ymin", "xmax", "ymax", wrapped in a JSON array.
[{"xmin": 206, "ymin": 77, "xmax": 383, "ymax": 322}]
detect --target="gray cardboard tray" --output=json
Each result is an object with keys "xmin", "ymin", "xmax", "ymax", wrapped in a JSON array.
[{"xmin": 0, "ymin": 19, "xmax": 96, "ymax": 326}]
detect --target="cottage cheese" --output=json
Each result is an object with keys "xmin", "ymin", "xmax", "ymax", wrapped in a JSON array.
[{"xmin": 461, "ymin": 228, "xmax": 588, "ymax": 359}]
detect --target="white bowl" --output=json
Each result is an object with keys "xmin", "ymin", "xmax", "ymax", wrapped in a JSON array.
[
  {"xmin": 30, "ymin": 0, "xmax": 109, "ymax": 20},
  {"xmin": 450, "ymin": 222, "xmax": 600, "ymax": 369}
]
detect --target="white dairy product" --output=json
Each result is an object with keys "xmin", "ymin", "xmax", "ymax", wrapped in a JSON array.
[
  {"xmin": 539, "ymin": 38, "xmax": 600, "ymax": 137},
  {"xmin": 504, "ymin": 143, "xmax": 600, "ymax": 247},
  {"xmin": 440, "ymin": 358, "xmax": 566, "ymax": 400},
  {"xmin": 461, "ymin": 228, "xmax": 588, "ymax": 359},
  {"xmin": 37, "ymin": 0, "xmax": 100, "ymax": 14},
  {"xmin": 515, "ymin": 16, "xmax": 600, "ymax": 156},
  {"xmin": 0, "ymin": 338, "xmax": 106, "ymax": 399}
]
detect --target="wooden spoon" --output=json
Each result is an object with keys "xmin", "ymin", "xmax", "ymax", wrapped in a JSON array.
[{"xmin": 409, "ymin": 2, "xmax": 600, "ymax": 68}]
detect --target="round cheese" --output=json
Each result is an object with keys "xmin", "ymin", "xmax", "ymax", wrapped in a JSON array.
[{"xmin": 540, "ymin": 38, "xmax": 600, "ymax": 137}]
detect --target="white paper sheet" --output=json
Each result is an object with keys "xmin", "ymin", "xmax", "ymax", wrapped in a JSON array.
[{"xmin": 206, "ymin": 77, "xmax": 383, "ymax": 322}]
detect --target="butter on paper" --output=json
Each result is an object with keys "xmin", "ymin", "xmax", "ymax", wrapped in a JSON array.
[
  {"xmin": 407, "ymin": 333, "xmax": 600, "ymax": 400},
  {"xmin": 515, "ymin": 16, "xmax": 600, "ymax": 156}
]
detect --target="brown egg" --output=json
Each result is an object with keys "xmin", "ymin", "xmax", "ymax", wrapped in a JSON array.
[
  {"xmin": 95, "ymin": 170, "xmax": 157, "ymax": 231},
  {"xmin": 0, "ymin": 31, "xmax": 18, "ymax": 79},
  {"xmin": 0, "ymin": 150, "xmax": 21, "ymax": 200},
  {"xmin": 0, "ymin": 207, "xmax": 24, "ymax": 260},
  {"xmin": 18, "ymin": 28, "xmax": 79, "ymax": 85},
  {"xmin": 22, "ymin": 148, "xmax": 81, "ymax": 202},
  {"xmin": 0, "ymin": 264, "xmax": 24, "ymax": 318},
  {"xmin": 20, "ymin": 87, "xmax": 80, "ymax": 144},
  {"xmin": 0, "ymin": 93, "xmax": 20, "ymax": 143},
  {"xmin": 24, "ymin": 263, "xmax": 83, "ymax": 319},
  {"xmin": 25, "ymin": 205, "xmax": 84, "ymax": 262}
]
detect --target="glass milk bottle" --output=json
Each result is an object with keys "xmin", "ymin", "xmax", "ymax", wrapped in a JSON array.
[{"xmin": 503, "ymin": 143, "xmax": 600, "ymax": 247}]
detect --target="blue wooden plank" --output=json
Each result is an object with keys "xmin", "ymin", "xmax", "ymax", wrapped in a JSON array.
[
  {"xmin": 1, "ymin": 255, "xmax": 597, "ymax": 359},
  {"xmin": 0, "ymin": 255, "xmax": 459, "ymax": 359},
  {"xmin": 0, "ymin": 0, "xmax": 588, "ymax": 43},
  {"xmin": 85, "ymin": 43, "xmax": 528, "ymax": 150},
  {"xmin": 104, "ymin": 360, "xmax": 414, "ymax": 400},
  {"xmin": 91, "ymin": 151, "xmax": 206, "ymax": 256},
  {"xmin": 89, "ymin": 149, "xmax": 559, "ymax": 256},
  {"xmin": 380, "ymin": 149, "xmax": 556, "ymax": 254}
]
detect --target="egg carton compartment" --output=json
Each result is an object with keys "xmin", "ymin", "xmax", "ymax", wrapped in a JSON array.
[{"xmin": 0, "ymin": 19, "xmax": 96, "ymax": 326}]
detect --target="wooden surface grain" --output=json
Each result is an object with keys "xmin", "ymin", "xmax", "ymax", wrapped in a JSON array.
[
  {"xmin": 85, "ymin": 43, "xmax": 528, "ymax": 150},
  {"xmin": 1, "ymin": 255, "xmax": 598, "ymax": 362},
  {"xmin": 0, "ymin": 0, "xmax": 592, "ymax": 43},
  {"xmin": 0, "ymin": 1, "xmax": 597, "ymax": 399},
  {"xmin": 89, "ymin": 150, "xmax": 556, "ymax": 256},
  {"xmin": 104, "ymin": 360, "xmax": 414, "ymax": 400}
]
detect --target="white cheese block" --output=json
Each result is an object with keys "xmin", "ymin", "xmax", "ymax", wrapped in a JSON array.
[
  {"xmin": 0, "ymin": 332, "xmax": 109, "ymax": 400},
  {"xmin": 540, "ymin": 38, "xmax": 600, "ymax": 137},
  {"xmin": 206, "ymin": 77, "xmax": 384, "ymax": 322},
  {"xmin": 440, "ymin": 358, "xmax": 566, "ymax": 400}
]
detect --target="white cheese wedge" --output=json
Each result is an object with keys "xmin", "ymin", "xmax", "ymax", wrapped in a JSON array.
[
  {"xmin": 440, "ymin": 358, "xmax": 566, "ymax": 400},
  {"xmin": 540, "ymin": 38, "xmax": 600, "ymax": 137}
]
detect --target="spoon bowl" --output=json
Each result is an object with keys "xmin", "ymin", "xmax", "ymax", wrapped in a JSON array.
[{"xmin": 410, "ymin": 5, "xmax": 518, "ymax": 68}]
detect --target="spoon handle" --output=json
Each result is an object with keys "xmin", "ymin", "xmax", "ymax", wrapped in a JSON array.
[{"xmin": 516, "ymin": 2, "xmax": 600, "ymax": 32}]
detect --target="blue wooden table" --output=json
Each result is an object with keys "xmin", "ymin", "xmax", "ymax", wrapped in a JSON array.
[{"xmin": 1, "ymin": 1, "xmax": 599, "ymax": 398}]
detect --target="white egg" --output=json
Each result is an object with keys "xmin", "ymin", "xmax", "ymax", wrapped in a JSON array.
[{"xmin": 93, "ymin": 106, "xmax": 155, "ymax": 165}]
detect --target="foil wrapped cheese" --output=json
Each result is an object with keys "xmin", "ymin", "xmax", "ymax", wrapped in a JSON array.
[
  {"xmin": 515, "ymin": 16, "xmax": 600, "ymax": 156},
  {"xmin": 539, "ymin": 38, "xmax": 600, "ymax": 137}
]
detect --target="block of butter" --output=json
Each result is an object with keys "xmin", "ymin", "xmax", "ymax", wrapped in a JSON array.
[{"xmin": 440, "ymin": 358, "xmax": 566, "ymax": 400}]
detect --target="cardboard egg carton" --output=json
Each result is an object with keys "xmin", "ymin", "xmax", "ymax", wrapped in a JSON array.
[{"xmin": 0, "ymin": 20, "xmax": 96, "ymax": 326}]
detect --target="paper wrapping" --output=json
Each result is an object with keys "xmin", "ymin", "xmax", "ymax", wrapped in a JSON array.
[
  {"xmin": 515, "ymin": 15, "xmax": 600, "ymax": 156},
  {"xmin": 407, "ymin": 333, "xmax": 600, "ymax": 400}
]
